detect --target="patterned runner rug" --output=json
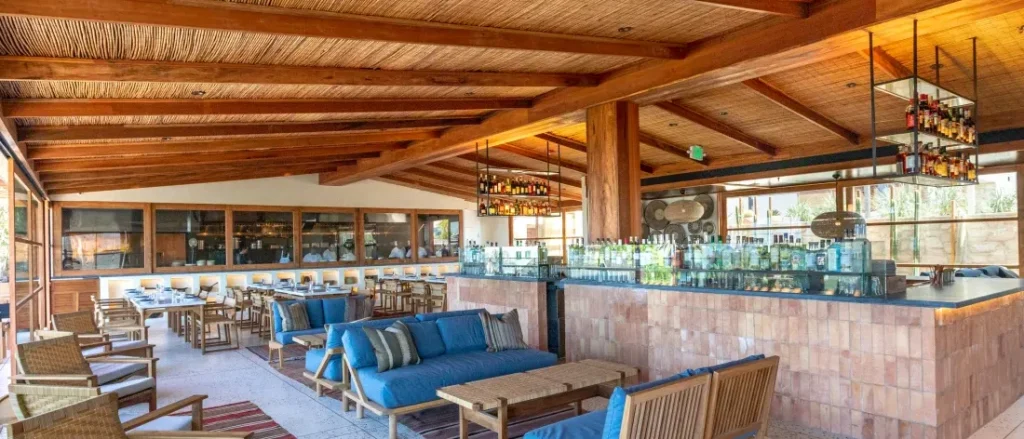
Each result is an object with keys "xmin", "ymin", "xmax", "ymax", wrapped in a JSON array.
[
  {"xmin": 175, "ymin": 401, "xmax": 295, "ymax": 439},
  {"xmin": 246, "ymin": 344, "xmax": 308, "ymax": 363}
]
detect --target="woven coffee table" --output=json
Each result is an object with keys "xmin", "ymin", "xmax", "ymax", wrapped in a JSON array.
[{"xmin": 437, "ymin": 359, "xmax": 638, "ymax": 439}]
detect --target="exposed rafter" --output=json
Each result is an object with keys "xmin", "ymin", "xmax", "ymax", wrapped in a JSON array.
[
  {"xmin": 0, "ymin": 0, "xmax": 686, "ymax": 59},
  {"xmin": 48, "ymin": 165, "xmax": 341, "ymax": 195},
  {"xmin": 742, "ymin": 78, "xmax": 860, "ymax": 145},
  {"xmin": 692, "ymin": 0, "xmax": 809, "ymax": 18},
  {"xmin": 637, "ymin": 131, "xmax": 708, "ymax": 168},
  {"xmin": 28, "ymin": 130, "xmax": 434, "ymax": 160},
  {"xmin": 378, "ymin": 176, "xmax": 477, "ymax": 202},
  {"xmin": 534, "ymin": 132, "xmax": 656, "ymax": 173},
  {"xmin": 495, "ymin": 143, "xmax": 588, "ymax": 174},
  {"xmin": 455, "ymin": 153, "xmax": 584, "ymax": 190},
  {"xmin": 860, "ymin": 47, "xmax": 913, "ymax": 78},
  {"xmin": 20, "ymin": 118, "xmax": 482, "ymax": 143},
  {"xmin": 0, "ymin": 56, "xmax": 601, "ymax": 88},
  {"xmin": 35, "ymin": 146, "xmax": 395, "ymax": 173},
  {"xmin": 654, "ymin": 101, "xmax": 776, "ymax": 156},
  {"xmin": 41, "ymin": 158, "xmax": 353, "ymax": 183},
  {"xmin": 2, "ymin": 98, "xmax": 532, "ymax": 118}
]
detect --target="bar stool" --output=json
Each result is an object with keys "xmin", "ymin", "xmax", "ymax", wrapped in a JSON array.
[
  {"xmin": 428, "ymin": 282, "xmax": 448, "ymax": 312},
  {"xmin": 409, "ymin": 281, "xmax": 431, "ymax": 314}
]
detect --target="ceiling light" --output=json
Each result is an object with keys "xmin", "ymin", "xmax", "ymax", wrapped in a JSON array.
[
  {"xmin": 719, "ymin": 111, "xmax": 728, "ymax": 116},
  {"xmin": 618, "ymin": 26, "xmax": 633, "ymax": 33},
  {"xmin": 846, "ymin": 82, "xmax": 857, "ymax": 88},
  {"xmin": 191, "ymin": 90, "xmax": 207, "ymax": 96},
  {"xmin": 668, "ymin": 122, "xmax": 679, "ymax": 127}
]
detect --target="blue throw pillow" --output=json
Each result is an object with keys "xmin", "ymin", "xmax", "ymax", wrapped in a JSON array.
[
  {"xmin": 602, "ymin": 371, "xmax": 693, "ymax": 439},
  {"xmin": 338, "ymin": 317, "xmax": 417, "ymax": 369},
  {"xmin": 435, "ymin": 314, "xmax": 487, "ymax": 354},
  {"xmin": 405, "ymin": 321, "xmax": 446, "ymax": 359}
]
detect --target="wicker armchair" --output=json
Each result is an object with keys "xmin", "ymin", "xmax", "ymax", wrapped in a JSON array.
[
  {"xmin": 50, "ymin": 310, "xmax": 152, "ymax": 357},
  {"xmin": 14, "ymin": 334, "xmax": 158, "ymax": 410},
  {"xmin": 6, "ymin": 390, "xmax": 252, "ymax": 439}
]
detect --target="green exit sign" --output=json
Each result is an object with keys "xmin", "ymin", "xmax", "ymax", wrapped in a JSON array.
[{"xmin": 689, "ymin": 145, "xmax": 704, "ymax": 161}]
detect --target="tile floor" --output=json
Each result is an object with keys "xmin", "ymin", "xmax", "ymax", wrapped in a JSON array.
[{"xmin": 117, "ymin": 318, "xmax": 1020, "ymax": 439}]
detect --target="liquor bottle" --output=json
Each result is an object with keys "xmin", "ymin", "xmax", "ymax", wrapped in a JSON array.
[
  {"xmin": 815, "ymin": 240, "xmax": 828, "ymax": 271},
  {"xmin": 479, "ymin": 202, "xmax": 487, "ymax": 215},
  {"xmin": 827, "ymin": 239, "xmax": 842, "ymax": 272},
  {"xmin": 966, "ymin": 155, "xmax": 977, "ymax": 180},
  {"xmin": 769, "ymin": 235, "xmax": 780, "ymax": 271},
  {"xmin": 758, "ymin": 238, "xmax": 770, "ymax": 270},
  {"xmin": 917, "ymin": 94, "xmax": 929, "ymax": 130},
  {"xmin": 839, "ymin": 230, "xmax": 853, "ymax": 273},
  {"xmin": 897, "ymin": 145, "xmax": 908, "ymax": 174},
  {"xmin": 779, "ymin": 233, "xmax": 792, "ymax": 271},
  {"xmin": 791, "ymin": 237, "xmax": 805, "ymax": 271},
  {"xmin": 905, "ymin": 98, "xmax": 916, "ymax": 130}
]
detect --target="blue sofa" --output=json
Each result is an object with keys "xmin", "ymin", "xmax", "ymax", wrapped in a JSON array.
[
  {"xmin": 271, "ymin": 298, "xmax": 349, "ymax": 344},
  {"xmin": 304, "ymin": 309, "xmax": 557, "ymax": 439},
  {"xmin": 524, "ymin": 355, "xmax": 777, "ymax": 439}
]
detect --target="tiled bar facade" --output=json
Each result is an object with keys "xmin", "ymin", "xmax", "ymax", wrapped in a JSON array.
[
  {"xmin": 563, "ymin": 283, "xmax": 1024, "ymax": 439},
  {"xmin": 446, "ymin": 276, "xmax": 549, "ymax": 351}
]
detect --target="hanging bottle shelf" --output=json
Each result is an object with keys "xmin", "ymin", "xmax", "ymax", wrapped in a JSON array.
[
  {"xmin": 475, "ymin": 139, "xmax": 564, "ymax": 218},
  {"xmin": 874, "ymin": 77, "xmax": 975, "ymax": 108}
]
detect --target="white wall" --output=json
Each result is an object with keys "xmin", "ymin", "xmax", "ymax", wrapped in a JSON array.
[{"xmin": 52, "ymin": 174, "xmax": 510, "ymax": 242}]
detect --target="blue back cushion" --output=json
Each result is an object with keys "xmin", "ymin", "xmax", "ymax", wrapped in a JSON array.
[
  {"xmin": 304, "ymin": 299, "xmax": 326, "ymax": 329},
  {"xmin": 416, "ymin": 309, "xmax": 487, "ymax": 322},
  {"xmin": 602, "ymin": 371, "xmax": 694, "ymax": 439},
  {"xmin": 405, "ymin": 321, "xmax": 445, "ymax": 359},
  {"xmin": 435, "ymin": 314, "xmax": 487, "ymax": 354},
  {"xmin": 340, "ymin": 317, "xmax": 418, "ymax": 369},
  {"xmin": 322, "ymin": 298, "xmax": 347, "ymax": 325},
  {"xmin": 271, "ymin": 300, "xmax": 292, "ymax": 334}
]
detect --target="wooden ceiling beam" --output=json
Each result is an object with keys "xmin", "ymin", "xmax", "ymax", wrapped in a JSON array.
[
  {"xmin": 425, "ymin": 162, "xmax": 482, "ymax": 180},
  {"xmin": 0, "ymin": 103, "xmax": 44, "ymax": 194},
  {"xmin": 377, "ymin": 176, "xmax": 477, "ymax": 202},
  {"xmin": 455, "ymin": 153, "xmax": 583, "ymax": 190},
  {"xmin": 692, "ymin": 0, "xmax": 809, "ymax": 18},
  {"xmin": 36, "ymin": 146, "xmax": 394, "ymax": 173},
  {"xmin": 0, "ymin": 56, "xmax": 600, "ymax": 88},
  {"xmin": 319, "ymin": 0, "xmax": 1014, "ymax": 186},
  {"xmin": 860, "ymin": 47, "xmax": 913, "ymax": 78},
  {"xmin": 637, "ymin": 131, "xmax": 708, "ymax": 167},
  {"xmin": 29, "ymin": 130, "xmax": 432, "ymax": 160},
  {"xmin": 42, "ymin": 158, "xmax": 351, "ymax": 182},
  {"xmin": 655, "ymin": 101, "xmax": 776, "ymax": 156},
  {"xmin": 534, "ymin": 132, "xmax": 656, "ymax": 173},
  {"xmin": 742, "ymin": 78, "xmax": 860, "ymax": 145},
  {"xmin": 0, "ymin": 0, "xmax": 685, "ymax": 59},
  {"xmin": 48, "ymin": 165, "xmax": 339, "ymax": 195},
  {"xmin": 46, "ymin": 161, "xmax": 345, "ymax": 190},
  {"xmin": 2, "ymin": 98, "xmax": 532, "ymax": 118},
  {"xmin": 495, "ymin": 143, "xmax": 588, "ymax": 174},
  {"xmin": 406, "ymin": 167, "xmax": 582, "ymax": 201},
  {"xmin": 20, "ymin": 118, "xmax": 482, "ymax": 143}
]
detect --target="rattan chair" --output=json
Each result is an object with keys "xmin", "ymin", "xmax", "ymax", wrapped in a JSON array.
[
  {"xmin": 50, "ymin": 310, "xmax": 152, "ymax": 357},
  {"xmin": 6, "ymin": 390, "xmax": 252, "ymax": 439},
  {"xmin": 14, "ymin": 334, "xmax": 158, "ymax": 410}
]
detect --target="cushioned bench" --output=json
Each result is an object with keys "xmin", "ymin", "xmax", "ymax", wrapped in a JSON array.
[
  {"xmin": 524, "ymin": 355, "xmax": 779, "ymax": 439},
  {"xmin": 303, "ymin": 309, "xmax": 557, "ymax": 439}
]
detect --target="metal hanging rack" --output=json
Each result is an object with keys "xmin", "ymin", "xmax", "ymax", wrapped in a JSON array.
[
  {"xmin": 868, "ymin": 20, "xmax": 980, "ymax": 187},
  {"xmin": 475, "ymin": 139, "xmax": 563, "ymax": 217}
]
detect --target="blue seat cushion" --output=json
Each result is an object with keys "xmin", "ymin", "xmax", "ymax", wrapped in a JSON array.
[
  {"xmin": 322, "ymin": 298, "xmax": 347, "ymax": 325},
  {"xmin": 415, "ymin": 309, "xmax": 486, "ymax": 322},
  {"xmin": 436, "ymin": 314, "xmax": 487, "ymax": 354},
  {"xmin": 524, "ymin": 410, "xmax": 607, "ymax": 439},
  {"xmin": 275, "ymin": 328, "xmax": 325, "ymax": 345},
  {"xmin": 340, "ymin": 317, "xmax": 419, "ymax": 369},
  {"xmin": 304, "ymin": 348, "xmax": 343, "ymax": 382},
  {"xmin": 357, "ymin": 349, "xmax": 557, "ymax": 409},
  {"xmin": 405, "ymin": 321, "xmax": 445, "ymax": 359}
]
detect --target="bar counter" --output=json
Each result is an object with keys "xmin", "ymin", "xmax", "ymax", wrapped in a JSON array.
[{"xmin": 448, "ymin": 274, "xmax": 1024, "ymax": 439}]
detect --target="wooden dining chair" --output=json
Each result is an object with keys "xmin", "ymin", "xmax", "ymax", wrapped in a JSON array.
[
  {"xmin": 381, "ymin": 279, "xmax": 400, "ymax": 312},
  {"xmin": 6, "ymin": 389, "xmax": 252, "ymax": 439},
  {"xmin": 365, "ymin": 278, "xmax": 381, "ymax": 309},
  {"xmin": 427, "ymin": 282, "xmax": 448, "ymax": 312},
  {"xmin": 191, "ymin": 298, "xmax": 241, "ymax": 354},
  {"xmin": 409, "ymin": 282, "xmax": 431, "ymax": 314}
]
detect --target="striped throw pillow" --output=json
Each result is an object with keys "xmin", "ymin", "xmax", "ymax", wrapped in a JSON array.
[
  {"xmin": 363, "ymin": 321, "xmax": 422, "ymax": 372},
  {"xmin": 480, "ymin": 309, "xmax": 528, "ymax": 352},
  {"xmin": 276, "ymin": 302, "xmax": 311, "ymax": 332}
]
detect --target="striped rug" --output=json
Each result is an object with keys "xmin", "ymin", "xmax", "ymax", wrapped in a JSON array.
[{"xmin": 176, "ymin": 401, "xmax": 295, "ymax": 439}]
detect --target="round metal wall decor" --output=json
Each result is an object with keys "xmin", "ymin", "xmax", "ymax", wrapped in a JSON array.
[
  {"xmin": 663, "ymin": 224, "xmax": 685, "ymax": 241},
  {"xmin": 701, "ymin": 221, "xmax": 716, "ymax": 234},
  {"xmin": 643, "ymin": 200, "xmax": 669, "ymax": 230},
  {"xmin": 686, "ymin": 221, "xmax": 702, "ymax": 234},
  {"xmin": 663, "ymin": 200, "xmax": 704, "ymax": 224},
  {"xmin": 694, "ymin": 194, "xmax": 715, "ymax": 220},
  {"xmin": 810, "ymin": 211, "xmax": 866, "ymax": 239}
]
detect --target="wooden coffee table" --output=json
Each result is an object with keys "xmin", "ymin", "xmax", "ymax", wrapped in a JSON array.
[
  {"xmin": 292, "ymin": 333, "xmax": 327, "ymax": 349},
  {"xmin": 437, "ymin": 359, "xmax": 638, "ymax": 439}
]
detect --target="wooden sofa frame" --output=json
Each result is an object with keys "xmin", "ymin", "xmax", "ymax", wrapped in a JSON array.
[{"xmin": 617, "ymin": 356, "xmax": 780, "ymax": 439}]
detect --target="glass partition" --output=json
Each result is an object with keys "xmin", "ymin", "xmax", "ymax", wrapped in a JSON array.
[
  {"xmin": 232, "ymin": 210, "xmax": 294, "ymax": 266},
  {"xmin": 301, "ymin": 211, "xmax": 358, "ymax": 264},
  {"xmin": 154, "ymin": 209, "xmax": 227, "ymax": 268},
  {"xmin": 363, "ymin": 212, "xmax": 412, "ymax": 263},
  {"xmin": 415, "ymin": 212, "xmax": 460, "ymax": 260},
  {"xmin": 59, "ymin": 207, "xmax": 145, "ymax": 273}
]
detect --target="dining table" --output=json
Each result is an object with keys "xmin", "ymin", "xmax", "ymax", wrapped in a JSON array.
[{"xmin": 124, "ymin": 289, "xmax": 207, "ymax": 344}]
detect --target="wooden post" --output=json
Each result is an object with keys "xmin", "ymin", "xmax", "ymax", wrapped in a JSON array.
[
  {"xmin": 1017, "ymin": 165, "xmax": 1024, "ymax": 271},
  {"xmin": 585, "ymin": 101, "xmax": 642, "ymax": 240}
]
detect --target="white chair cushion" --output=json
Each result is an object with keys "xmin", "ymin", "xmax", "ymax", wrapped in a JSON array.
[
  {"xmin": 91, "ymin": 361, "xmax": 147, "ymax": 385},
  {"xmin": 119, "ymin": 413, "xmax": 193, "ymax": 432},
  {"xmin": 100, "ymin": 376, "xmax": 155, "ymax": 397}
]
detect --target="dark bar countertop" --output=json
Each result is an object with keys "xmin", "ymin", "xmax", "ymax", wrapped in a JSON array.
[{"xmin": 558, "ymin": 277, "xmax": 1024, "ymax": 309}]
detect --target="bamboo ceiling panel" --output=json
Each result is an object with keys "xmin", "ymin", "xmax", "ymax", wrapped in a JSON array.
[
  {"xmin": 506, "ymin": 136, "xmax": 587, "ymax": 174},
  {"xmin": 216, "ymin": 0, "xmax": 766, "ymax": 45},
  {"xmin": 0, "ymin": 81, "xmax": 551, "ymax": 100},
  {"xmin": 0, "ymin": 16, "xmax": 634, "ymax": 74},
  {"xmin": 638, "ymin": 105, "xmax": 753, "ymax": 158},
  {"xmin": 12, "ymin": 110, "xmax": 491, "ymax": 127}
]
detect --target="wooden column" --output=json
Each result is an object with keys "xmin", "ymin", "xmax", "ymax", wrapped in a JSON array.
[
  {"xmin": 1017, "ymin": 164, "xmax": 1024, "ymax": 269},
  {"xmin": 585, "ymin": 101, "xmax": 642, "ymax": 240}
]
